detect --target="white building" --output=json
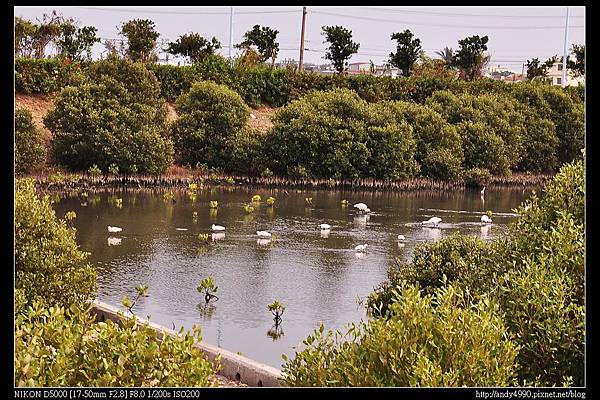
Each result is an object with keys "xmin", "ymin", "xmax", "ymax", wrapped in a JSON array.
[
  {"xmin": 347, "ymin": 61, "xmax": 373, "ymax": 74},
  {"xmin": 546, "ymin": 60, "xmax": 585, "ymax": 87}
]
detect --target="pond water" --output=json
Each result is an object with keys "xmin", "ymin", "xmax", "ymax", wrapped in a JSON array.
[{"xmin": 52, "ymin": 185, "xmax": 536, "ymax": 368}]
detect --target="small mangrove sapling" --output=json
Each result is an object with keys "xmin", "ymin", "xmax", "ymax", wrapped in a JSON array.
[
  {"xmin": 122, "ymin": 284, "xmax": 149, "ymax": 314},
  {"xmin": 268, "ymin": 300, "xmax": 286, "ymax": 326},
  {"xmin": 198, "ymin": 277, "xmax": 219, "ymax": 304}
]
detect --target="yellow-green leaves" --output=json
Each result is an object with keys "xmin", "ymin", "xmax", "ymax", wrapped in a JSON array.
[{"xmin": 15, "ymin": 301, "xmax": 217, "ymax": 387}]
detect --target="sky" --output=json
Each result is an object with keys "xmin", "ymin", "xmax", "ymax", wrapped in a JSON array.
[{"xmin": 14, "ymin": 6, "xmax": 586, "ymax": 73}]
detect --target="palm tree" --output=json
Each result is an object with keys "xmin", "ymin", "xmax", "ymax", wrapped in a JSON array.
[{"xmin": 435, "ymin": 47, "xmax": 454, "ymax": 66}]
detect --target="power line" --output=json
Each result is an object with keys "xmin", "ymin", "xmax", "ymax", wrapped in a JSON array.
[
  {"xmin": 309, "ymin": 10, "xmax": 585, "ymax": 30},
  {"xmin": 72, "ymin": 6, "xmax": 301, "ymax": 15},
  {"xmin": 355, "ymin": 6, "xmax": 585, "ymax": 19}
]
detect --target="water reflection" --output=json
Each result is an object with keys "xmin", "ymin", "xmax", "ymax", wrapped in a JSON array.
[
  {"xmin": 107, "ymin": 237, "xmax": 122, "ymax": 246},
  {"xmin": 51, "ymin": 185, "xmax": 536, "ymax": 368},
  {"xmin": 211, "ymin": 232, "xmax": 226, "ymax": 241},
  {"xmin": 267, "ymin": 325, "xmax": 285, "ymax": 341}
]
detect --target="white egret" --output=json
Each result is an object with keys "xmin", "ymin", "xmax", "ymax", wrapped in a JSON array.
[
  {"xmin": 257, "ymin": 230, "xmax": 272, "ymax": 238},
  {"xmin": 481, "ymin": 186, "xmax": 486, "ymax": 196},
  {"xmin": 108, "ymin": 226, "xmax": 122, "ymax": 233},
  {"xmin": 211, "ymin": 224, "xmax": 226, "ymax": 232},
  {"xmin": 355, "ymin": 244, "xmax": 368, "ymax": 252},
  {"xmin": 481, "ymin": 215, "xmax": 492, "ymax": 224},
  {"xmin": 421, "ymin": 217, "xmax": 442, "ymax": 227},
  {"xmin": 397, "ymin": 235, "xmax": 406, "ymax": 241},
  {"xmin": 320, "ymin": 223, "xmax": 332, "ymax": 230},
  {"xmin": 353, "ymin": 203, "xmax": 369, "ymax": 213}
]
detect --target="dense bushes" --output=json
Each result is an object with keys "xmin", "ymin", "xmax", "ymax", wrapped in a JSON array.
[
  {"xmin": 44, "ymin": 58, "xmax": 173, "ymax": 174},
  {"xmin": 15, "ymin": 108, "xmax": 46, "ymax": 174},
  {"xmin": 15, "ymin": 56, "xmax": 583, "ymax": 179},
  {"xmin": 15, "ymin": 57, "xmax": 84, "ymax": 94},
  {"xmin": 15, "ymin": 301, "xmax": 217, "ymax": 387},
  {"xmin": 15, "ymin": 179, "xmax": 96, "ymax": 311},
  {"xmin": 359, "ymin": 158, "xmax": 585, "ymax": 386},
  {"xmin": 264, "ymin": 89, "xmax": 419, "ymax": 180},
  {"xmin": 14, "ymin": 178, "xmax": 218, "ymax": 387},
  {"xmin": 282, "ymin": 284, "xmax": 518, "ymax": 386},
  {"xmin": 169, "ymin": 81, "xmax": 250, "ymax": 171}
]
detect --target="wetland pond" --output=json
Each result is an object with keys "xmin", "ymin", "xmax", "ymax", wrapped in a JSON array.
[{"xmin": 53, "ymin": 185, "xmax": 536, "ymax": 368}]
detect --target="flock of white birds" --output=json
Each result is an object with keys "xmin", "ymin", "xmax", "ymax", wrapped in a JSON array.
[{"xmin": 107, "ymin": 189, "xmax": 493, "ymax": 253}]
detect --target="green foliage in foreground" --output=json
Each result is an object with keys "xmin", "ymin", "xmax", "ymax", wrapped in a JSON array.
[
  {"xmin": 361, "ymin": 158, "xmax": 585, "ymax": 386},
  {"xmin": 15, "ymin": 301, "xmax": 217, "ymax": 387},
  {"xmin": 15, "ymin": 107, "xmax": 46, "ymax": 175},
  {"xmin": 15, "ymin": 179, "xmax": 96, "ymax": 311},
  {"xmin": 282, "ymin": 284, "xmax": 518, "ymax": 387}
]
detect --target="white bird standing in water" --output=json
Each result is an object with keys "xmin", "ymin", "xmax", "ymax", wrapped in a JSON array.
[
  {"xmin": 397, "ymin": 235, "xmax": 406, "ymax": 241},
  {"xmin": 108, "ymin": 226, "xmax": 122, "ymax": 233},
  {"xmin": 421, "ymin": 217, "xmax": 442, "ymax": 227},
  {"xmin": 481, "ymin": 215, "xmax": 492, "ymax": 224},
  {"xmin": 481, "ymin": 186, "xmax": 486, "ymax": 197},
  {"xmin": 211, "ymin": 224, "xmax": 226, "ymax": 232},
  {"xmin": 355, "ymin": 244, "xmax": 368, "ymax": 252},
  {"xmin": 257, "ymin": 230, "xmax": 272, "ymax": 238},
  {"xmin": 320, "ymin": 223, "xmax": 331, "ymax": 230},
  {"xmin": 353, "ymin": 203, "xmax": 369, "ymax": 213}
]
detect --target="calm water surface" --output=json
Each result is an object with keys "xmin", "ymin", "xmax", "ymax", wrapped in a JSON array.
[{"xmin": 53, "ymin": 185, "xmax": 535, "ymax": 368}]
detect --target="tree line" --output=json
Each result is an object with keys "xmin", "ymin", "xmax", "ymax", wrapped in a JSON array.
[{"xmin": 15, "ymin": 12, "xmax": 585, "ymax": 81}]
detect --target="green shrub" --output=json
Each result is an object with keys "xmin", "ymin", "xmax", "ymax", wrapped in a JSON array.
[
  {"xmin": 367, "ymin": 233, "xmax": 500, "ymax": 316},
  {"xmin": 283, "ymin": 284, "xmax": 518, "ymax": 387},
  {"xmin": 366, "ymin": 158, "xmax": 585, "ymax": 386},
  {"xmin": 15, "ymin": 107, "xmax": 46, "ymax": 174},
  {"xmin": 265, "ymin": 88, "xmax": 418, "ymax": 180},
  {"xmin": 15, "ymin": 57, "xmax": 84, "ymax": 94},
  {"xmin": 44, "ymin": 58, "xmax": 173, "ymax": 174},
  {"xmin": 421, "ymin": 148, "xmax": 463, "ymax": 180},
  {"xmin": 496, "ymin": 159, "xmax": 585, "ymax": 385},
  {"xmin": 234, "ymin": 66, "xmax": 289, "ymax": 107},
  {"xmin": 170, "ymin": 81, "xmax": 249, "ymax": 170},
  {"xmin": 510, "ymin": 83, "xmax": 584, "ymax": 165},
  {"xmin": 457, "ymin": 121, "xmax": 510, "ymax": 175},
  {"xmin": 15, "ymin": 301, "xmax": 217, "ymax": 387},
  {"xmin": 145, "ymin": 63, "xmax": 198, "ymax": 101},
  {"xmin": 539, "ymin": 88, "xmax": 585, "ymax": 165},
  {"xmin": 15, "ymin": 179, "xmax": 96, "ymax": 310},
  {"xmin": 462, "ymin": 167, "xmax": 491, "ymax": 187},
  {"xmin": 228, "ymin": 128, "xmax": 267, "ymax": 175},
  {"xmin": 387, "ymin": 101, "xmax": 463, "ymax": 165},
  {"xmin": 518, "ymin": 112, "xmax": 559, "ymax": 173}
]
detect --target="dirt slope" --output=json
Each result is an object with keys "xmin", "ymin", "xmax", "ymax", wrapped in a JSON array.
[{"xmin": 15, "ymin": 93, "xmax": 55, "ymax": 145}]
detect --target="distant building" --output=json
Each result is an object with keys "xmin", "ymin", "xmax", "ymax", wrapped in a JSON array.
[
  {"xmin": 546, "ymin": 60, "xmax": 584, "ymax": 87},
  {"xmin": 502, "ymin": 73, "xmax": 525, "ymax": 83},
  {"xmin": 347, "ymin": 61, "xmax": 373, "ymax": 74},
  {"xmin": 485, "ymin": 65, "xmax": 514, "ymax": 80}
]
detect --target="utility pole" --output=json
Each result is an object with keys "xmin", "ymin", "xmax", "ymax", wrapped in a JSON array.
[
  {"xmin": 298, "ymin": 6, "xmax": 307, "ymax": 71},
  {"xmin": 562, "ymin": 6, "xmax": 570, "ymax": 87},
  {"xmin": 229, "ymin": 6, "xmax": 234, "ymax": 66}
]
